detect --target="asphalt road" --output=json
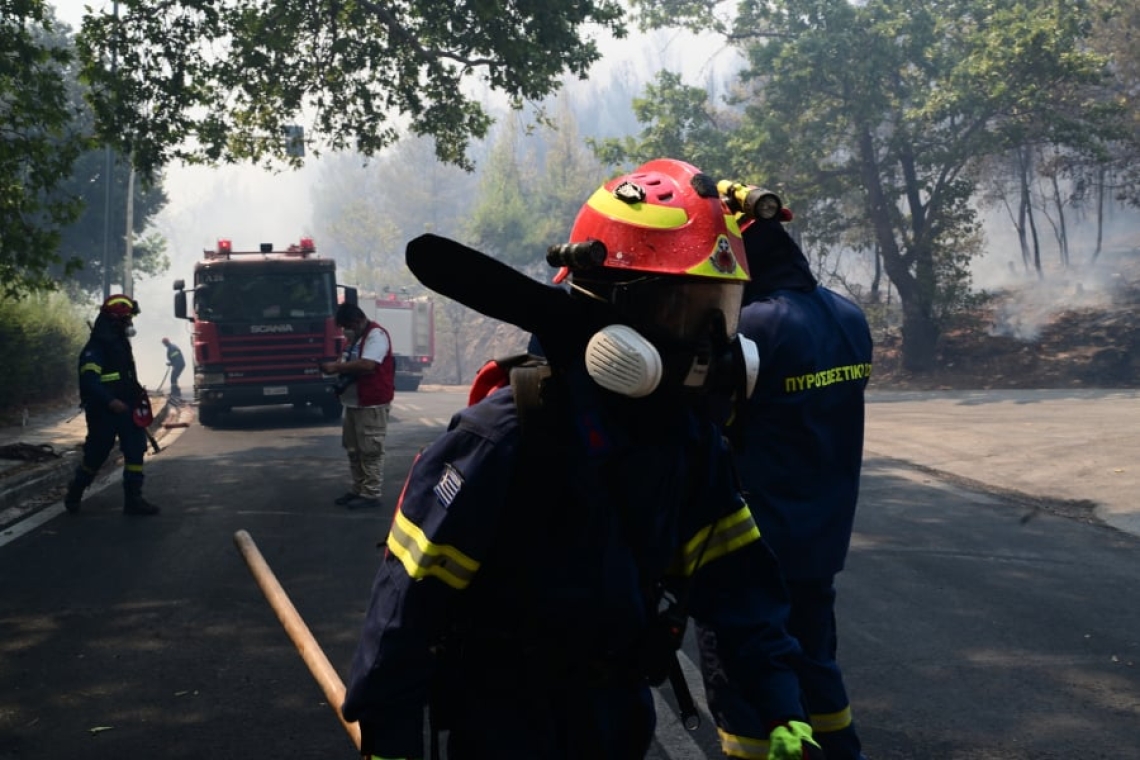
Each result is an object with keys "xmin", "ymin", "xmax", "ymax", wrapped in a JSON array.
[{"xmin": 1, "ymin": 388, "xmax": 1138, "ymax": 759}]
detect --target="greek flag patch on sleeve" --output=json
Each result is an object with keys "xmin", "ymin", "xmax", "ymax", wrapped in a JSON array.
[{"xmin": 433, "ymin": 463, "xmax": 464, "ymax": 509}]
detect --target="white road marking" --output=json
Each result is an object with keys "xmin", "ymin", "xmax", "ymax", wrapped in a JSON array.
[
  {"xmin": 0, "ymin": 503, "xmax": 65, "ymax": 547},
  {"xmin": 0, "ymin": 422, "xmax": 192, "ymax": 548}
]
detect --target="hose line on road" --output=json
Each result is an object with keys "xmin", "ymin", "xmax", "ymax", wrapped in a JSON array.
[{"xmin": 233, "ymin": 529, "xmax": 362, "ymax": 752}]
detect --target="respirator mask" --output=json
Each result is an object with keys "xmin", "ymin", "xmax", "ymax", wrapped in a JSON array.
[{"xmin": 574, "ymin": 275, "xmax": 759, "ymax": 401}]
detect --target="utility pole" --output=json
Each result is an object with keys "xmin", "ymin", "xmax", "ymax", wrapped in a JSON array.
[
  {"xmin": 100, "ymin": 0, "xmax": 120, "ymax": 299},
  {"xmin": 123, "ymin": 163, "xmax": 135, "ymax": 297},
  {"xmin": 100, "ymin": 149, "xmax": 114, "ymax": 299}
]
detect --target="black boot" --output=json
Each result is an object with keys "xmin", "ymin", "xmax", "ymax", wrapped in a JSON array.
[
  {"xmin": 123, "ymin": 482, "xmax": 160, "ymax": 515},
  {"xmin": 64, "ymin": 479, "xmax": 85, "ymax": 514}
]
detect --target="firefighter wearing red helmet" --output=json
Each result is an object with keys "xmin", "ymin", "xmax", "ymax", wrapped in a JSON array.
[
  {"xmin": 64, "ymin": 294, "xmax": 160, "ymax": 515},
  {"xmin": 341, "ymin": 159, "xmax": 822, "ymax": 760}
]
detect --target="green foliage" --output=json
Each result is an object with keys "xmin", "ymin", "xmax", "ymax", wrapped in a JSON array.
[
  {"xmin": 588, "ymin": 70, "xmax": 740, "ymax": 177},
  {"xmin": 465, "ymin": 121, "xmax": 535, "ymax": 266},
  {"xmin": 52, "ymin": 149, "xmax": 170, "ymax": 297},
  {"xmin": 311, "ymin": 135, "xmax": 482, "ymax": 294},
  {"xmin": 1086, "ymin": 0, "xmax": 1140, "ymax": 207},
  {"xmin": 465, "ymin": 107, "xmax": 610, "ymax": 268},
  {"xmin": 0, "ymin": 3, "xmax": 92, "ymax": 299},
  {"xmin": 0, "ymin": 5, "xmax": 169, "ymax": 301},
  {"xmin": 75, "ymin": 0, "xmax": 628, "ymax": 177},
  {"xmin": 627, "ymin": 0, "xmax": 1129, "ymax": 370},
  {"xmin": 629, "ymin": 0, "xmax": 730, "ymax": 35},
  {"xmin": 0, "ymin": 292, "xmax": 88, "ymax": 415}
]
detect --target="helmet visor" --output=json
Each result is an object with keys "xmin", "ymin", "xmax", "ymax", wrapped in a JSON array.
[{"xmin": 576, "ymin": 273, "xmax": 742, "ymax": 343}]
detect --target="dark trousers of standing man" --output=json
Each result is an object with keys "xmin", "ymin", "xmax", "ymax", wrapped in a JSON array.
[
  {"xmin": 787, "ymin": 578, "xmax": 867, "ymax": 760},
  {"xmin": 70, "ymin": 406, "xmax": 148, "ymax": 501}
]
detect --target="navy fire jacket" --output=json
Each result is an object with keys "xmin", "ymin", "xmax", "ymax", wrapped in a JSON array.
[
  {"xmin": 735, "ymin": 286, "xmax": 873, "ymax": 579},
  {"xmin": 342, "ymin": 378, "xmax": 806, "ymax": 758},
  {"xmin": 78, "ymin": 317, "xmax": 143, "ymax": 409}
]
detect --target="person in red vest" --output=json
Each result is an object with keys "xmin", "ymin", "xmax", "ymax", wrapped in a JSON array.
[{"xmin": 320, "ymin": 303, "xmax": 395, "ymax": 509}]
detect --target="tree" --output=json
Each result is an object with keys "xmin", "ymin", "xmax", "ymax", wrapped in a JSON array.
[
  {"xmin": 629, "ymin": 0, "xmax": 1122, "ymax": 371},
  {"xmin": 465, "ymin": 116, "xmax": 534, "ymax": 266},
  {"xmin": 465, "ymin": 103, "xmax": 610, "ymax": 268},
  {"xmin": 589, "ymin": 70, "xmax": 740, "ymax": 179},
  {"xmin": 74, "ymin": 0, "xmax": 628, "ymax": 178},
  {"xmin": 53, "ymin": 147, "xmax": 169, "ymax": 298},
  {"xmin": 310, "ymin": 135, "xmax": 482, "ymax": 293},
  {"xmin": 0, "ymin": 3, "xmax": 89, "ymax": 298}
]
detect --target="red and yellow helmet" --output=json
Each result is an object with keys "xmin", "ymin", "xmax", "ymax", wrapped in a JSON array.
[
  {"xmin": 564, "ymin": 158, "xmax": 749, "ymax": 283},
  {"xmin": 100, "ymin": 294, "xmax": 139, "ymax": 319}
]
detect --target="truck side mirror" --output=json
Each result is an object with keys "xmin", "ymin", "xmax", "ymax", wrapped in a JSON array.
[
  {"xmin": 342, "ymin": 286, "xmax": 358, "ymax": 306},
  {"xmin": 174, "ymin": 291, "xmax": 188, "ymax": 320}
]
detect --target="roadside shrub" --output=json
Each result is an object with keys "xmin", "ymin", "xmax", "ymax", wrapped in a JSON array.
[{"xmin": 0, "ymin": 293, "xmax": 89, "ymax": 422}]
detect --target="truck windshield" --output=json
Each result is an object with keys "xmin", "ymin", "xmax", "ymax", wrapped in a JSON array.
[{"xmin": 195, "ymin": 272, "xmax": 334, "ymax": 321}]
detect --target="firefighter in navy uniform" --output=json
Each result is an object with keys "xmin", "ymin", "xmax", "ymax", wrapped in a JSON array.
[
  {"xmin": 342, "ymin": 160, "xmax": 824, "ymax": 760},
  {"xmin": 721, "ymin": 182, "xmax": 873, "ymax": 760},
  {"xmin": 64, "ymin": 294, "xmax": 160, "ymax": 516}
]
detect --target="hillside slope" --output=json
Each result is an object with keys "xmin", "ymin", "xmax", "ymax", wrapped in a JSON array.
[{"xmin": 871, "ymin": 262, "xmax": 1140, "ymax": 390}]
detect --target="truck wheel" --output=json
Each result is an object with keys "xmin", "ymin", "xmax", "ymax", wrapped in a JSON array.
[
  {"xmin": 322, "ymin": 401, "xmax": 343, "ymax": 421},
  {"xmin": 198, "ymin": 406, "xmax": 220, "ymax": 427},
  {"xmin": 395, "ymin": 375, "xmax": 422, "ymax": 392}
]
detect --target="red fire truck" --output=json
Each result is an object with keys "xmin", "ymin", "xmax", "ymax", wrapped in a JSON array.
[
  {"xmin": 173, "ymin": 237, "xmax": 357, "ymax": 426},
  {"xmin": 360, "ymin": 292, "xmax": 435, "ymax": 392}
]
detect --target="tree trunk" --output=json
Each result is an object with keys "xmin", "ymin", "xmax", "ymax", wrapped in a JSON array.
[
  {"xmin": 1092, "ymin": 167, "xmax": 1105, "ymax": 264},
  {"xmin": 900, "ymin": 298, "xmax": 940, "ymax": 372},
  {"xmin": 1028, "ymin": 197, "xmax": 1043, "ymax": 278},
  {"xmin": 870, "ymin": 242, "xmax": 882, "ymax": 304},
  {"xmin": 1017, "ymin": 146, "xmax": 1032, "ymax": 270},
  {"xmin": 1049, "ymin": 170, "xmax": 1069, "ymax": 267},
  {"xmin": 857, "ymin": 125, "xmax": 941, "ymax": 373}
]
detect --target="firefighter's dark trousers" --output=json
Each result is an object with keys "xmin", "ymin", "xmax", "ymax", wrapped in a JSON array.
[
  {"xmin": 71, "ymin": 405, "xmax": 147, "ymax": 491},
  {"xmin": 443, "ymin": 682, "xmax": 655, "ymax": 759},
  {"xmin": 786, "ymin": 577, "xmax": 866, "ymax": 760}
]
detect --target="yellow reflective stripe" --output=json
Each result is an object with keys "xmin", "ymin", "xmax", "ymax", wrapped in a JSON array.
[
  {"xmin": 105, "ymin": 296, "xmax": 134, "ymax": 309},
  {"xmin": 676, "ymin": 506, "xmax": 761, "ymax": 576},
  {"xmin": 387, "ymin": 509, "xmax": 479, "ymax": 590},
  {"xmin": 100, "ymin": 372, "xmax": 121, "ymax": 382},
  {"xmin": 585, "ymin": 186, "xmax": 689, "ymax": 229},
  {"xmin": 125, "ymin": 463, "xmax": 143, "ymax": 473},
  {"xmin": 810, "ymin": 705, "xmax": 853, "ymax": 733},
  {"xmin": 701, "ymin": 506, "xmax": 761, "ymax": 565},
  {"xmin": 79, "ymin": 362, "xmax": 103, "ymax": 375},
  {"xmin": 717, "ymin": 727, "xmax": 768, "ymax": 759}
]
